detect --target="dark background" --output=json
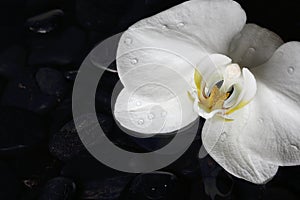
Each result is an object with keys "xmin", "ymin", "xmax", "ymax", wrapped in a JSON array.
[{"xmin": 0, "ymin": 0, "xmax": 299, "ymax": 199}]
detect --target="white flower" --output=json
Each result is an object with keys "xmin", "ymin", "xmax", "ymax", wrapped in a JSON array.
[{"xmin": 113, "ymin": 0, "xmax": 300, "ymax": 184}]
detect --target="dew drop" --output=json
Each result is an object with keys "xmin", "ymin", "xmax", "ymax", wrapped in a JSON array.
[
  {"xmin": 177, "ymin": 22, "xmax": 185, "ymax": 27},
  {"xmin": 136, "ymin": 101, "xmax": 141, "ymax": 106},
  {"xmin": 290, "ymin": 144, "xmax": 299, "ymax": 150},
  {"xmin": 124, "ymin": 37, "xmax": 132, "ymax": 45},
  {"xmin": 151, "ymin": 187, "xmax": 156, "ymax": 191},
  {"xmin": 164, "ymin": 184, "xmax": 168, "ymax": 188},
  {"xmin": 138, "ymin": 119, "xmax": 144, "ymax": 125},
  {"xmin": 148, "ymin": 113, "xmax": 155, "ymax": 120},
  {"xmin": 220, "ymin": 132, "xmax": 227, "ymax": 142},
  {"xmin": 131, "ymin": 58, "xmax": 138, "ymax": 65},
  {"xmin": 248, "ymin": 47, "xmax": 256, "ymax": 54},
  {"xmin": 287, "ymin": 66, "xmax": 295, "ymax": 75},
  {"xmin": 161, "ymin": 111, "xmax": 167, "ymax": 117},
  {"xmin": 277, "ymin": 51, "xmax": 284, "ymax": 57},
  {"xmin": 162, "ymin": 24, "xmax": 168, "ymax": 29}
]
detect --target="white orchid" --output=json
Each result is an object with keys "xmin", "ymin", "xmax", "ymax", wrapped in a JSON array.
[{"xmin": 113, "ymin": 0, "xmax": 300, "ymax": 184}]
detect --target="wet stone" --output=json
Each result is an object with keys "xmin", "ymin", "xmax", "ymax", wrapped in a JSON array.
[
  {"xmin": 80, "ymin": 176, "xmax": 133, "ymax": 200},
  {"xmin": 49, "ymin": 113, "xmax": 114, "ymax": 162},
  {"xmin": 1, "ymin": 71, "xmax": 58, "ymax": 114},
  {"xmin": 262, "ymin": 187, "xmax": 297, "ymax": 200},
  {"xmin": 28, "ymin": 26, "xmax": 86, "ymax": 67},
  {"xmin": 0, "ymin": 106, "xmax": 46, "ymax": 155},
  {"xmin": 76, "ymin": 0, "xmax": 125, "ymax": 31},
  {"xmin": 64, "ymin": 70, "xmax": 78, "ymax": 81},
  {"xmin": 0, "ymin": 45, "xmax": 26, "ymax": 79},
  {"xmin": 233, "ymin": 179, "xmax": 264, "ymax": 200},
  {"xmin": 61, "ymin": 155, "xmax": 132, "ymax": 181},
  {"xmin": 0, "ymin": 161, "xmax": 21, "ymax": 200},
  {"xmin": 36, "ymin": 67, "xmax": 68, "ymax": 96},
  {"xmin": 38, "ymin": 177, "xmax": 76, "ymax": 200},
  {"xmin": 25, "ymin": 9, "xmax": 64, "ymax": 34},
  {"xmin": 126, "ymin": 171, "xmax": 183, "ymax": 200}
]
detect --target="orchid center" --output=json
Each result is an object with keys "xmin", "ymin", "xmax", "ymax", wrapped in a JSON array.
[{"xmin": 188, "ymin": 54, "xmax": 257, "ymax": 120}]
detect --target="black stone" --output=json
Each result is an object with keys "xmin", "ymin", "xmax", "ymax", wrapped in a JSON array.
[
  {"xmin": 28, "ymin": 26, "xmax": 86, "ymax": 67},
  {"xmin": 199, "ymin": 156, "xmax": 234, "ymax": 199},
  {"xmin": 64, "ymin": 70, "xmax": 78, "ymax": 81},
  {"xmin": 0, "ymin": 161, "xmax": 21, "ymax": 200},
  {"xmin": 262, "ymin": 187, "xmax": 297, "ymax": 200},
  {"xmin": 233, "ymin": 179, "xmax": 264, "ymax": 200},
  {"xmin": 163, "ymin": 120, "xmax": 203, "ymax": 179},
  {"xmin": 36, "ymin": 67, "xmax": 68, "ymax": 96},
  {"xmin": 25, "ymin": 9, "xmax": 64, "ymax": 34},
  {"xmin": 76, "ymin": 0, "xmax": 126, "ymax": 31},
  {"xmin": 0, "ymin": 45, "xmax": 26, "ymax": 79},
  {"xmin": 126, "ymin": 171, "xmax": 183, "ymax": 200},
  {"xmin": 0, "ymin": 106, "xmax": 46, "ymax": 155},
  {"xmin": 49, "ymin": 113, "xmax": 114, "ymax": 162},
  {"xmin": 38, "ymin": 177, "xmax": 76, "ymax": 200},
  {"xmin": 1, "ymin": 70, "xmax": 58, "ymax": 114},
  {"xmin": 61, "ymin": 154, "xmax": 132, "ymax": 181},
  {"xmin": 80, "ymin": 176, "xmax": 133, "ymax": 200}
]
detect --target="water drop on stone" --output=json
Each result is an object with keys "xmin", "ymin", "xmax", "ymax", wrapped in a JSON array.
[
  {"xmin": 131, "ymin": 58, "xmax": 138, "ymax": 65},
  {"xmin": 288, "ymin": 66, "xmax": 295, "ymax": 75}
]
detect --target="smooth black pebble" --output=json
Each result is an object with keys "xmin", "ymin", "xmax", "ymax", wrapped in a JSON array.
[
  {"xmin": 38, "ymin": 177, "xmax": 76, "ymax": 200},
  {"xmin": 126, "ymin": 171, "xmax": 182, "ymax": 200},
  {"xmin": 0, "ymin": 161, "xmax": 21, "ymax": 200},
  {"xmin": 0, "ymin": 106, "xmax": 46, "ymax": 155},
  {"xmin": 36, "ymin": 67, "xmax": 68, "ymax": 96},
  {"xmin": 25, "ymin": 9, "xmax": 64, "ymax": 34}
]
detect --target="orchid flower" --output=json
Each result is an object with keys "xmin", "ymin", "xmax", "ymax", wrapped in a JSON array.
[{"xmin": 113, "ymin": 0, "xmax": 300, "ymax": 184}]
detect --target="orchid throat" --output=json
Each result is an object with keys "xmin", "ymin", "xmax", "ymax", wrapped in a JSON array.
[{"xmin": 189, "ymin": 55, "xmax": 257, "ymax": 120}]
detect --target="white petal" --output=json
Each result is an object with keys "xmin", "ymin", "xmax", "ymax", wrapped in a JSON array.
[
  {"xmin": 117, "ymin": 0, "xmax": 246, "ymax": 93},
  {"xmin": 252, "ymin": 42, "xmax": 300, "ymax": 102},
  {"xmin": 202, "ymin": 72, "xmax": 300, "ymax": 183},
  {"xmin": 229, "ymin": 23, "xmax": 284, "ymax": 68},
  {"xmin": 114, "ymin": 88, "xmax": 198, "ymax": 135},
  {"xmin": 241, "ymin": 81, "xmax": 300, "ymax": 166},
  {"xmin": 201, "ymin": 103, "xmax": 279, "ymax": 184}
]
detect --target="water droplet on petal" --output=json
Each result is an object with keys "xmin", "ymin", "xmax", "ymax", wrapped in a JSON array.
[
  {"xmin": 161, "ymin": 111, "xmax": 167, "ymax": 117},
  {"xmin": 124, "ymin": 37, "xmax": 132, "ymax": 45},
  {"xmin": 131, "ymin": 58, "xmax": 138, "ymax": 65},
  {"xmin": 177, "ymin": 22, "xmax": 185, "ymax": 27},
  {"xmin": 220, "ymin": 132, "xmax": 227, "ymax": 142},
  {"xmin": 136, "ymin": 101, "xmax": 141, "ymax": 106},
  {"xmin": 148, "ymin": 113, "xmax": 155, "ymax": 120},
  {"xmin": 138, "ymin": 119, "xmax": 144, "ymax": 125},
  {"xmin": 288, "ymin": 66, "xmax": 295, "ymax": 75},
  {"xmin": 248, "ymin": 47, "xmax": 256, "ymax": 54},
  {"xmin": 162, "ymin": 24, "xmax": 168, "ymax": 29},
  {"xmin": 290, "ymin": 144, "xmax": 299, "ymax": 150},
  {"xmin": 277, "ymin": 51, "xmax": 284, "ymax": 57}
]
